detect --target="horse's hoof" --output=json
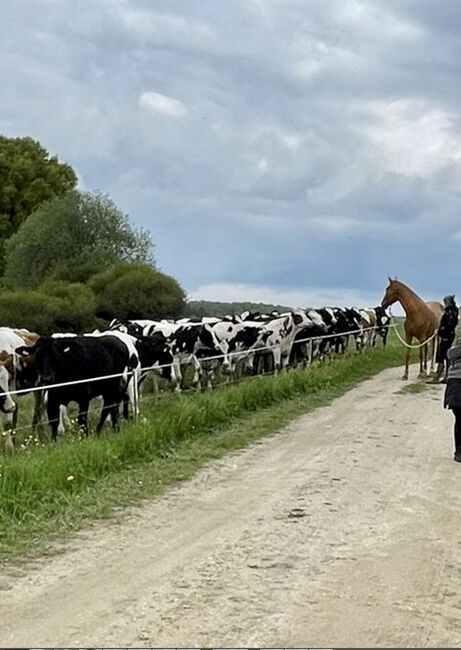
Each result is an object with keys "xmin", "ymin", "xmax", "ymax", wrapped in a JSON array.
[{"xmin": 402, "ymin": 375, "xmax": 408, "ymax": 381}]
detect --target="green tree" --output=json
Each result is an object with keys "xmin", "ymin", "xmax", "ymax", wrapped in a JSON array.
[
  {"xmin": 89, "ymin": 263, "xmax": 186, "ymax": 321},
  {"xmin": 0, "ymin": 135, "xmax": 77, "ymax": 272},
  {"xmin": 3, "ymin": 191, "xmax": 155, "ymax": 287}
]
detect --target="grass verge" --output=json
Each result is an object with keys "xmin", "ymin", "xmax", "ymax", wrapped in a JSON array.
[{"xmin": 0, "ymin": 336, "xmax": 404, "ymax": 564}]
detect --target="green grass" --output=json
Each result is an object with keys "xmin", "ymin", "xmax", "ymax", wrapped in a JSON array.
[
  {"xmin": 397, "ymin": 381, "xmax": 428, "ymax": 395},
  {"xmin": 0, "ymin": 334, "xmax": 404, "ymax": 564}
]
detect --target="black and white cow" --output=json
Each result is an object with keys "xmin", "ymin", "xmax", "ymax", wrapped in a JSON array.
[
  {"xmin": 290, "ymin": 310, "xmax": 328, "ymax": 366},
  {"xmin": 372, "ymin": 306, "xmax": 391, "ymax": 347},
  {"xmin": 16, "ymin": 335, "xmax": 139, "ymax": 440},
  {"xmin": 230, "ymin": 311, "xmax": 308, "ymax": 375},
  {"xmin": 110, "ymin": 318, "xmax": 231, "ymax": 391}
]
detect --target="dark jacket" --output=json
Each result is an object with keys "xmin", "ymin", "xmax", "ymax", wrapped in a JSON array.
[
  {"xmin": 444, "ymin": 342, "xmax": 461, "ymax": 409},
  {"xmin": 439, "ymin": 305, "xmax": 459, "ymax": 340}
]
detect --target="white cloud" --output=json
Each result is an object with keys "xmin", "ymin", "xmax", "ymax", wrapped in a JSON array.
[
  {"xmin": 138, "ymin": 91, "xmax": 186, "ymax": 118},
  {"xmin": 362, "ymin": 99, "xmax": 461, "ymax": 178},
  {"xmin": 256, "ymin": 157, "xmax": 269, "ymax": 173}
]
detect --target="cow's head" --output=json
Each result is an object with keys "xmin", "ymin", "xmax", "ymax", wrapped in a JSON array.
[
  {"xmin": 306, "ymin": 310, "xmax": 328, "ymax": 331},
  {"xmin": 0, "ymin": 351, "xmax": 16, "ymax": 414},
  {"xmin": 201, "ymin": 323, "xmax": 230, "ymax": 367},
  {"xmin": 344, "ymin": 308, "xmax": 362, "ymax": 330},
  {"xmin": 136, "ymin": 335, "xmax": 173, "ymax": 380},
  {"xmin": 16, "ymin": 337, "xmax": 69, "ymax": 386}
]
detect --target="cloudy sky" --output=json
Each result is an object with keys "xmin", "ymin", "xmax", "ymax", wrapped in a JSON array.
[{"xmin": 2, "ymin": 0, "xmax": 461, "ymax": 309}]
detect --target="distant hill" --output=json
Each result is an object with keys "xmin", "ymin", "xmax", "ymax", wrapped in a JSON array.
[{"xmin": 184, "ymin": 300, "xmax": 292, "ymax": 318}]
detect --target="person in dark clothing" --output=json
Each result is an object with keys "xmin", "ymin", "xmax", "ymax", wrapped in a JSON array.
[
  {"xmin": 435, "ymin": 294, "xmax": 459, "ymax": 383},
  {"xmin": 444, "ymin": 337, "xmax": 461, "ymax": 462}
]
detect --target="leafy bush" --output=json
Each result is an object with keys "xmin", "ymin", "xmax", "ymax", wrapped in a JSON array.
[
  {"xmin": 39, "ymin": 281, "xmax": 98, "ymax": 332},
  {"xmin": 0, "ymin": 290, "xmax": 62, "ymax": 334},
  {"xmin": 89, "ymin": 263, "xmax": 186, "ymax": 320},
  {"xmin": 0, "ymin": 283, "xmax": 98, "ymax": 334}
]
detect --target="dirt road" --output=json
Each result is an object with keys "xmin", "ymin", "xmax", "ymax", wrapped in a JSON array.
[{"xmin": 2, "ymin": 366, "xmax": 461, "ymax": 648}]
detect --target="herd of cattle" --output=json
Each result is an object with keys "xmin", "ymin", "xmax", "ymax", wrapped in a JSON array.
[{"xmin": 0, "ymin": 305, "xmax": 391, "ymax": 450}]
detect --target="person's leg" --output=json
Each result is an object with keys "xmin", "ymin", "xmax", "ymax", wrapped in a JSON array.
[{"xmin": 452, "ymin": 407, "xmax": 461, "ymax": 461}]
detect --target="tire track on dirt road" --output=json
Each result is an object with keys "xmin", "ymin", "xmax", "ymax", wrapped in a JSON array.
[{"xmin": 1, "ymin": 366, "xmax": 460, "ymax": 647}]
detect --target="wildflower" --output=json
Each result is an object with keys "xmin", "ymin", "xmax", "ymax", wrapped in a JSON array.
[{"xmin": 67, "ymin": 475, "xmax": 74, "ymax": 482}]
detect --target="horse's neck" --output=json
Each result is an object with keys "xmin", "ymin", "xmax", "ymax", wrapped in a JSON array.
[{"xmin": 395, "ymin": 284, "xmax": 426, "ymax": 318}]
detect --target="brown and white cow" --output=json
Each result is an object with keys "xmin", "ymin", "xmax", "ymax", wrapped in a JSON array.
[{"xmin": 0, "ymin": 327, "xmax": 40, "ymax": 452}]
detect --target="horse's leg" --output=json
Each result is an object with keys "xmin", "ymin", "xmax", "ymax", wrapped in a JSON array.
[
  {"xmin": 417, "ymin": 340, "xmax": 428, "ymax": 378},
  {"xmin": 430, "ymin": 337, "xmax": 437, "ymax": 375},
  {"xmin": 403, "ymin": 333, "xmax": 411, "ymax": 380}
]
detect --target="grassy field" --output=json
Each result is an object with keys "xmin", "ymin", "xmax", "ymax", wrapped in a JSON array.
[{"xmin": 0, "ymin": 333, "xmax": 406, "ymax": 564}]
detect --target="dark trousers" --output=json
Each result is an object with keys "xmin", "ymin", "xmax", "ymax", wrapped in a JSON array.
[{"xmin": 452, "ymin": 407, "xmax": 461, "ymax": 451}]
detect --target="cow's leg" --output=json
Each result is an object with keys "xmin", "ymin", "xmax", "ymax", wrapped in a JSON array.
[
  {"xmin": 77, "ymin": 398, "xmax": 90, "ymax": 436},
  {"xmin": 32, "ymin": 390, "xmax": 46, "ymax": 439},
  {"xmin": 205, "ymin": 363, "xmax": 216, "ymax": 390},
  {"xmin": 122, "ymin": 394, "xmax": 129, "ymax": 420},
  {"xmin": 125, "ymin": 371, "xmax": 139, "ymax": 419},
  {"xmin": 57, "ymin": 405, "xmax": 70, "ymax": 435},
  {"xmin": 2, "ymin": 413, "xmax": 15, "ymax": 453},
  {"xmin": 191, "ymin": 356, "xmax": 202, "ymax": 391},
  {"xmin": 96, "ymin": 401, "xmax": 111, "ymax": 433},
  {"xmin": 273, "ymin": 347, "xmax": 281, "ymax": 375},
  {"xmin": 47, "ymin": 396, "xmax": 61, "ymax": 442},
  {"xmin": 110, "ymin": 404, "xmax": 120, "ymax": 430},
  {"xmin": 281, "ymin": 351, "xmax": 291, "ymax": 371},
  {"xmin": 172, "ymin": 359, "xmax": 182, "ymax": 392},
  {"xmin": 106, "ymin": 396, "xmax": 121, "ymax": 432}
]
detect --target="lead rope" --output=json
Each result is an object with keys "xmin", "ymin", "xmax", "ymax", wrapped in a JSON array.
[{"xmin": 388, "ymin": 305, "xmax": 438, "ymax": 349}]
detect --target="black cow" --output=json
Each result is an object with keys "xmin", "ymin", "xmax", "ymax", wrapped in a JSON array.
[
  {"xmin": 16, "ymin": 335, "xmax": 137, "ymax": 440},
  {"xmin": 135, "ymin": 333, "xmax": 174, "ymax": 387},
  {"xmin": 374, "ymin": 306, "xmax": 391, "ymax": 347}
]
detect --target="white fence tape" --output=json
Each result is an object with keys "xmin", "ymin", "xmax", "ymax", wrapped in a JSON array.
[{"xmin": 0, "ymin": 323, "xmax": 392, "ymax": 400}]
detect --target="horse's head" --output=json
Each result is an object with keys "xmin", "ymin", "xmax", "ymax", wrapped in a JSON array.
[{"xmin": 381, "ymin": 277, "xmax": 399, "ymax": 309}]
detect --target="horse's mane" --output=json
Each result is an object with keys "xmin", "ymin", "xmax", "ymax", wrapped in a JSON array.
[{"xmin": 391, "ymin": 279, "xmax": 427, "ymax": 306}]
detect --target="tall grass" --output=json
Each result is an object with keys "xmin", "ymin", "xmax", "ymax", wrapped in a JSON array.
[{"xmin": 0, "ymin": 337, "xmax": 404, "ymax": 562}]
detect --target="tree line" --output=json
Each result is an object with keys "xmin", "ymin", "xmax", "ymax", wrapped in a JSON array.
[
  {"xmin": 0, "ymin": 135, "xmax": 185, "ymax": 332},
  {"xmin": 184, "ymin": 300, "xmax": 291, "ymax": 318}
]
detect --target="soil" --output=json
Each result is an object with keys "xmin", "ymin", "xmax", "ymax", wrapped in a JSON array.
[{"xmin": 1, "ymin": 366, "xmax": 459, "ymax": 648}]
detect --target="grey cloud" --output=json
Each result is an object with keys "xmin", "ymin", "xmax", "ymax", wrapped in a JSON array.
[{"xmin": 1, "ymin": 0, "xmax": 461, "ymax": 300}]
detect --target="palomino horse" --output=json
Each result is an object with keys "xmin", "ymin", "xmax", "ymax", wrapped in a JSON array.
[{"xmin": 381, "ymin": 278, "xmax": 443, "ymax": 380}]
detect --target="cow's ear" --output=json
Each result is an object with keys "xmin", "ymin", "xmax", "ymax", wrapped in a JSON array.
[
  {"xmin": 15, "ymin": 345, "xmax": 34, "ymax": 357},
  {"xmin": 4, "ymin": 354, "xmax": 14, "ymax": 373}
]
